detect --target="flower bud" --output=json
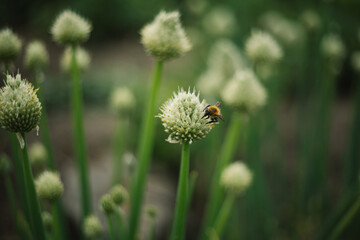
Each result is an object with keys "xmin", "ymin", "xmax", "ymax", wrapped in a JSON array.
[
  {"xmin": 24, "ymin": 40, "xmax": 49, "ymax": 70},
  {"xmin": 29, "ymin": 142, "xmax": 48, "ymax": 168},
  {"xmin": 141, "ymin": 11, "xmax": 191, "ymax": 61},
  {"xmin": 351, "ymin": 51, "xmax": 360, "ymax": 74},
  {"xmin": 60, "ymin": 46, "xmax": 90, "ymax": 73},
  {"xmin": 245, "ymin": 30, "xmax": 283, "ymax": 65},
  {"xmin": 221, "ymin": 70, "xmax": 267, "ymax": 114},
  {"xmin": 51, "ymin": 10, "xmax": 92, "ymax": 45},
  {"xmin": 0, "ymin": 74, "xmax": 42, "ymax": 133},
  {"xmin": 109, "ymin": 185, "xmax": 129, "ymax": 206},
  {"xmin": 109, "ymin": 87, "xmax": 136, "ymax": 116},
  {"xmin": 36, "ymin": 171, "xmax": 64, "ymax": 202},
  {"xmin": 0, "ymin": 28, "xmax": 22, "ymax": 63},
  {"xmin": 0, "ymin": 154, "xmax": 11, "ymax": 174},
  {"xmin": 220, "ymin": 161, "xmax": 252, "ymax": 195},
  {"xmin": 147, "ymin": 205, "xmax": 158, "ymax": 219},
  {"xmin": 42, "ymin": 211, "xmax": 53, "ymax": 231},
  {"xmin": 157, "ymin": 88, "xmax": 215, "ymax": 144},
  {"xmin": 83, "ymin": 214, "xmax": 102, "ymax": 239},
  {"xmin": 100, "ymin": 194, "xmax": 116, "ymax": 215}
]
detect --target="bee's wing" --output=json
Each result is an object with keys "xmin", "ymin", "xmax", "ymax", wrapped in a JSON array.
[
  {"xmin": 218, "ymin": 114, "xmax": 225, "ymax": 121},
  {"xmin": 203, "ymin": 104, "xmax": 211, "ymax": 111},
  {"xmin": 215, "ymin": 101, "xmax": 222, "ymax": 108}
]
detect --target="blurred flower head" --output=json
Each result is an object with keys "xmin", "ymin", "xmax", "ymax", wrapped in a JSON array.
[
  {"xmin": 36, "ymin": 171, "xmax": 64, "ymax": 202},
  {"xmin": 245, "ymin": 30, "xmax": 283, "ymax": 65},
  {"xmin": 351, "ymin": 51, "xmax": 360, "ymax": 74},
  {"xmin": 0, "ymin": 74, "xmax": 42, "ymax": 133},
  {"xmin": 51, "ymin": 10, "xmax": 92, "ymax": 45},
  {"xmin": 100, "ymin": 194, "xmax": 116, "ymax": 215},
  {"xmin": 321, "ymin": 33, "xmax": 346, "ymax": 63},
  {"xmin": 0, "ymin": 154, "xmax": 11, "ymax": 175},
  {"xmin": 147, "ymin": 205, "xmax": 158, "ymax": 219},
  {"xmin": 300, "ymin": 9, "xmax": 321, "ymax": 32},
  {"xmin": 83, "ymin": 215, "xmax": 102, "ymax": 239},
  {"xmin": 0, "ymin": 28, "xmax": 22, "ymax": 64},
  {"xmin": 29, "ymin": 142, "xmax": 48, "ymax": 168},
  {"xmin": 157, "ymin": 88, "xmax": 215, "ymax": 144},
  {"xmin": 25, "ymin": 40, "xmax": 49, "ymax": 70},
  {"xmin": 141, "ymin": 10, "xmax": 191, "ymax": 61},
  {"xmin": 221, "ymin": 70, "xmax": 267, "ymax": 114},
  {"xmin": 109, "ymin": 87, "xmax": 136, "ymax": 116},
  {"xmin": 109, "ymin": 185, "xmax": 129, "ymax": 206},
  {"xmin": 220, "ymin": 161, "xmax": 252, "ymax": 195},
  {"xmin": 202, "ymin": 7, "xmax": 236, "ymax": 37},
  {"xmin": 60, "ymin": 46, "xmax": 91, "ymax": 73},
  {"xmin": 42, "ymin": 211, "xmax": 53, "ymax": 231}
]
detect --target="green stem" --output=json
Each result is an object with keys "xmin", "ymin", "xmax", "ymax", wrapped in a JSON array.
[
  {"xmin": 200, "ymin": 112, "xmax": 244, "ymax": 239},
  {"xmin": 71, "ymin": 45, "xmax": 92, "ymax": 219},
  {"xmin": 105, "ymin": 215, "xmax": 115, "ymax": 240},
  {"xmin": 329, "ymin": 195, "xmax": 360, "ymax": 240},
  {"xmin": 129, "ymin": 60, "xmax": 163, "ymax": 240},
  {"xmin": 147, "ymin": 219, "xmax": 156, "ymax": 240},
  {"xmin": 112, "ymin": 117, "xmax": 126, "ymax": 185},
  {"xmin": 170, "ymin": 142, "xmax": 190, "ymax": 240},
  {"xmin": 51, "ymin": 203, "xmax": 61, "ymax": 240},
  {"xmin": 115, "ymin": 208, "xmax": 127, "ymax": 240},
  {"xmin": 186, "ymin": 171, "xmax": 198, "ymax": 213},
  {"xmin": 21, "ymin": 133, "xmax": 46, "ymax": 240},
  {"xmin": 213, "ymin": 193, "xmax": 236, "ymax": 239}
]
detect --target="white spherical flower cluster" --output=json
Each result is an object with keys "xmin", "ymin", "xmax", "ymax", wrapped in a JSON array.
[
  {"xmin": 0, "ymin": 28, "xmax": 22, "ymax": 63},
  {"xmin": 158, "ymin": 88, "xmax": 215, "ymax": 144},
  {"xmin": 60, "ymin": 47, "xmax": 90, "ymax": 73},
  {"xmin": 300, "ymin": 9, "xmax": 321, "ymax": 32},
  {"xmin": 109, "ymin": 87, "xmax": 136, "ymax": 115},
  {"xmin": 0, "ymin": 74, "xmax": 42, "ymax": 133},
  {"xmin": 51, "ymin": 10, "xmax": 92, "ymax": 45},
  {"xmin": 321, "ymin": 33, "xmax": 346, "ymax": 62},
  {"xmin": 83, "ymin": 215, "xmax": 102, "ymax": 239},
  {"xmin": 36, "ymin": 171, "xmax": 64, "ymax": 202},
  {"xmin": 29, "ymin": 142, "xmax": 48, "ymax": 168},
  {"xmin": 221, "ymin": 70, "xmax": 267, "ymax": 114},
  {"xmin": 245, "ymin": 30, "xmax": 283, "ymax": 65},
  {"xmin": 202, "ymin": 7, "xmax": 236, "ymax": 37},
  {"xmin": 351, "ymin": 51, "xmax": 360, "ymax": 73},
  {"xmin": 141, "ymin": 11, "xmax": 191, "ymax": 61},
  {"xmin": 220, "ymin": 161, "xmax": 252, "ymax": 195},
  {"xmin": 25, "ymin": 40, "xmax": 49, "ymax": 70}
]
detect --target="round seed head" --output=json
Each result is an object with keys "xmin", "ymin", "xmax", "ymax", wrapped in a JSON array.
[
  {"xmin": 100, "ymin": 194, "xmax": 116, "ymax": 215},
  {"xmin": 109, "ymin": 185, "xmax": 129, "ymax": 205},
  {"xmin": 51, "ymin": 10, "xmax": 92, "ymax": 45},
  {"xmin": 0, "ymin": 28, "xmax": 22, "ymax": 63},
  {"xmin": 157, "ymin": 88, "xmax": 216, "ymax": 144},
  {"xmin": 351, "ymin": 51, "xmax": 360, "ymax": 73},
  {"xmin": 109, "ymin": 87, "xmax": 136, "ymax": 115},
  {"xmin": 24, "ymin": 40, "xmax": 49, "ymax": 70},
  {"xmin": 83, "ymin": 214, "xmax": 102, "ymax": 239},
  {"xmin": 0, "ymin": 74, "xmax": 42, "ymax": 133},
  {"xmin": 220, "ymin": 161, "xmax": 252, "ymax": 195},
  {"xmin": 36, "ymin": 171, "xmax": 64, "ymax": 202},
  {"xmin": 245, "ymin": 30, "xmax": 283, "ymax": 65},
  {"xmin": 141, "ymin": 11, "xmax": 191, "ymax": 61},
  {"xmin": 29, "ymin": 142, "xmax": 48, "ymax": 168},
  {"xmin": 221, "ymin": 70, "xmax": 267, "ymax": 114},
  {"xmin": 60, "ymin": 46, "xmax": 90, "ymax": 73}
]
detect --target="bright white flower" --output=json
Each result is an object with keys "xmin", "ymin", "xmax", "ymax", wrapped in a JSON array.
[
  {"xmin": 158, "ymin": 88, "xmax": 215, "ymax": 144},
  {"xmin": 245, "ymin": 30, "xmax": 283, "ymax": 64},
  {"xmin": 0, "ymin": 28, "xmax": 22, "ymax": 63},
  {"xmin": 221, "ymin": 161, "xmax": 252, "ymax": 195},
  {"xmin": 36, "ymin": 171, "xmax": 64, "ymax": 202},
  {"xmin": 221, "ymin": 70, "xmax": 267, "ymax": 113},
  {"xmin": 24, "ymin": 40, "xmax": 49, "ymax": 70},
  {"xmin": 141, "ymin": 11, "xmax": 191, "ymax": 61}
]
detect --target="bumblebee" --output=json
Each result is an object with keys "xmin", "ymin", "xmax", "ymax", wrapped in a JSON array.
[{"xmin": 202, "ymin": 101, "xmax": 224, "ymax": 124}]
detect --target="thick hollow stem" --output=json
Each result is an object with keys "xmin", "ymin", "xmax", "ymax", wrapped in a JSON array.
[
  {"xmin": 200, "ymin": 112, "xmax": 243, "ymax": 239},
  {"xmin": 170, "ymin": 142, "xmax": 190, "ymax": 240},
  {"xmin": 128, "ymin": 60, "xmax": 163, "ymax": 240},
  {"xmin": 51, "ymin": 203, "xmax": 61, "ymax": 240},
  {"xmin": 71, "ymin": 45, "xmax": 92, "ymax": 219},
  {"xmin": 21, "ymin": 133, "xmax": 46, "ymax": 240},
  {"xmin": 106, "ymin": 215, "xmax": 115, "ymax": 240},
  {"xmin": 112, "ymin": 117, "xmax": 126, "ymax": 185},
  {"xmin": 213, "ymin": 192, "xmax": 236, "ymax": 239}
]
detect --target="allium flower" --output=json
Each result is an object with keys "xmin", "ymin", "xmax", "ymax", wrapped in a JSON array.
[
  {"xmin": 0, "ymin": 74, "xmax": 42, "ymax": 134},
  {"xmin": 109, "ymin": 185, "xmax": 129, "ymax": 205},
  {"xmin": 321, "ymin": 33, "xmax": 346, "ymax": 62},
  {"xmin": 157, "ymin": 88, "xmax": 215, "ymax": 144},
  {"xmin": 0, "ymin": 28, "xmax": 22, "ymax": 63},
  {"xmin": 300, "ymin": 9, "xmax": 321, "ymax": 32},
  {"xmin": 60, "ymin": 46, "xmax": 90, "ymax": 73},
  {"xmin": 141, "ymin": 11, "xmax": 191, "ymax": 61},
  {"xmin": 220, "ymin": 161, "xmax": 252, "ymax": 195},
  {"xmin": 221, "ymin": 70, "xmax": 267, "ymax": 114},
  {"xmin": 24, "ymin": 40, "xmax": 49, "ymax": 70},
  {"xmin": 351, "ymin": 51, "xmax": 360, "ymax": 73},
  {"xmin": 202, "ymin": 7, "xmax": 236, "ymax": 37},
  {"xmin": 83, "ymin": 215, "xmax": 102, "ymax": 239},
  {"xmin": 245, "ymin": 30, "xmax": 283, "ymax": 65},
  {"xmin": 109, "ymin": 87, "xmax": 136, "ymax": 115},
  {"xmin": 100, "ymin": 194, "xmax": 116, "ymax": 215},
  {"xmin": 35, "ymin": 171, "xmax": 64, "ymax": 202},
  {"xmin": 51, "ymin": 10, "xmax": 92, "ymax": 45},
  {"xmin": 29, "ymin": 142, "xmax": 48, "ymax": 168}
]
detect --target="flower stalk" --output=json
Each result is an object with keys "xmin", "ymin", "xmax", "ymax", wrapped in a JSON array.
[{"xmin": 213, "ymin": 192, "xmax": 235, "ymax": 238}]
